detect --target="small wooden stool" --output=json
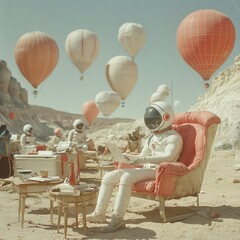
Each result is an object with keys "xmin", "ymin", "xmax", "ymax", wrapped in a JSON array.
[{"xmin": 50, "ymin": 189, "xmax": 98, "ymax": 238}]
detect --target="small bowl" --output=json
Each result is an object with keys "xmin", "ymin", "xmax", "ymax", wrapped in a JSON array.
[{"xmin": 40, "ymin": 170, "xmax": 49, "ymax": 178}]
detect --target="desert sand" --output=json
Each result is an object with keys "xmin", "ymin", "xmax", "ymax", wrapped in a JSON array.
[{"xmin": 0, "ymin": 149, "xmax": 240, "ymax": 240}]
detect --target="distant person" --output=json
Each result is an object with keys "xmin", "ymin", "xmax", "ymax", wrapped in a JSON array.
[
  {"xmin": 52, "ymin": 128, "xmax": 65, "ymax": 147},
  {"xmin": 67, "ymin": 119, "xmax": 88, "ymax": 150},
  {"xmin": 20, "ymin": 124, "xmax": 36, "ymax": 148}
]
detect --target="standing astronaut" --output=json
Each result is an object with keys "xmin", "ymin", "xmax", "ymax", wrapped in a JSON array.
[
  {"xmin": 86, "ymin": 101, "xmax": 183, "ymax": 232},
  {"xmin": 67, "ymin": 119, "xmax": 88, "ymax": 150}
]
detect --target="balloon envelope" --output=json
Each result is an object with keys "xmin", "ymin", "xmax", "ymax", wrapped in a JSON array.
[
  {"xmin": 82, "ymin": 100, "xmax": 99, "ymax": 124},
  {"xmin": 105, "ymin": 56, "xmax": 138, "ymax": 100},
  {"xmin": 65, "ymin": 29, "xmax": 100, "ymax": 76},
  {"xmin": 95, "ymin": 91, "xmax": 121, "ymax": 117},
  {"xmin": 177, "ymin": 9, "xmax": 235, "ymax": 81},
  {"xmin": 118, "ymin": 22, "xmax": 146, "ymax": 58},
  {"xmin": 15, "ymin": 31, "xmax": 59, "ymax": 89},
  {"xmin": 9, "ymin": 112, "xmax": 16, "ymax": 120}
]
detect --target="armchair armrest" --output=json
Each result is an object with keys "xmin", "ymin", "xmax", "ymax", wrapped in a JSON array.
[{"xmin": 153, "ymin": 162, "xmax": 189, "ymax": 197}]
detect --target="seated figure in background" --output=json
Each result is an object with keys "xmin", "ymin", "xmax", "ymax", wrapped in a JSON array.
[
  {"xmin": 20, "ymin": 124, "xmax": 35, "ymax": 147},
  {"xmin": 20, "ymin": 124, "xmax": 37, "ymax": 153},
  {"xmin": 67, "ymin": 119, "xmax": 88, "ymax": 151},
  {"xmin": 52, "ymin": 128, "xmax": 65, "ymax": 147}
]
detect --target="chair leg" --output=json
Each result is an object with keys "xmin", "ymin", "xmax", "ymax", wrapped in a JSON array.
[
  {"xmin": 196, "ymin": 193, "xmax": 199, "ymax": 208},
  {"xmin": 159, "ymin": 197, "xmax": 167, "ymax": 222}
]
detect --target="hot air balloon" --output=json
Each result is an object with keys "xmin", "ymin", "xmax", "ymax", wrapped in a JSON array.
[
  {"xmin": 65, "ymin": 29, "xmax": 100, "ymax": 80},
  {"xmin": 15, "ymin": 31, "xmax": 59, "ymax": 96},
  {"xmin": 118, "ymin": 22, "xmax": 146, "ymax": 59},
  {"xmin": 176, "ymin": 9, "xmax": 235, "ymax": 86},
  {"xmin": 95, "ymin": 91, "xmax": 121, "ymax": 117},
  {"xmin": 105, "ymin": 56, "xmax": 138, "ymax": 106},
  {"xmin": 82, "ymin": 100, "xmax": 99, "ymax": 125},
  {"xmin": 9, "ymin": 112, "xmax": 16, "ymax": 120}
]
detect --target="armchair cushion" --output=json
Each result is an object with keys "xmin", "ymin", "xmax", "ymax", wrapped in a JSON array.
[{"xmin": 132, "ymin": 162, "xmax": 189, "ymax": 194}]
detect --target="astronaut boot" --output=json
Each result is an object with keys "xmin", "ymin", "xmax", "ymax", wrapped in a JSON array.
[
  {"xmin": 101, "ymin": 215, "xmax": 126, "ymax": 233},
  {"xmin": 86, "ymin": 211, "xmax": 106, "ymax": 223}
]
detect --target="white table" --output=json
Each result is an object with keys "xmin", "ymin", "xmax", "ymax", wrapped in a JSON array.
[{"xmin": 14, "ymin": 153, "xmax": 80, "ymax": 178}]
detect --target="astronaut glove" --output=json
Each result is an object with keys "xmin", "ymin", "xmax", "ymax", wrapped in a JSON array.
[{"xmin": 131, "ymin": 157, "xmax": 147, "ymax": 165}]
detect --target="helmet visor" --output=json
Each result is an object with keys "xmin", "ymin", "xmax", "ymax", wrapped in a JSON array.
[
  {"xmin": 144, "ymin": 106, "xmax": 162, "ymax": 130},
  {"xmin": 76, "ymin": 123, "xmax": 84, "ymax": 131}
]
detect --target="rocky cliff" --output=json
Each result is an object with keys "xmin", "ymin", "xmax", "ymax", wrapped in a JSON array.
[{"xmin": 190, "ymin": 55, "xmax": 240, "ymax": 142}]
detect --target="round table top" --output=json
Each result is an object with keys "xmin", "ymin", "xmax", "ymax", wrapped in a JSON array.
[{"xmin": 50, "ymin": 184, "xmax": 99, "ymax": 203}]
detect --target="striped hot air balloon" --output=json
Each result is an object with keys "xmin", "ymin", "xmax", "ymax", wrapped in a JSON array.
[
  {"xmin": 177, "ymin": 9, "xmax": 235, "ymax": 84},
  {"xmin": 65, "ymin": 29, "xmax": 100, "ymax": 80},
  {"xmin": 15, "ymin": 31, "xmax": 59, "ymax": 96},
  {"xmin": 105, "ymin": 56, "xmax": 138, "ymax": 106}
]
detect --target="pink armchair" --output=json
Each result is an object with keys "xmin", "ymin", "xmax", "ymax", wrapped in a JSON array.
[{"xmin": 116, "ymin": 111, "xmax": 221, "ymax": 222}]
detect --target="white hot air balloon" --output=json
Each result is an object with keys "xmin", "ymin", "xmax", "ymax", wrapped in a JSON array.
[
  {"xmin": 157, "ymin": 84, "xmax": 170, "ymax": 94},
  {"xmin": 118, "ymin": 22, "xmax": 146, "ymax": 59},
  {"xmin": 95, "ymin": 91, "xmax": 121, "ymax": 117},
  {"xmin": 65, "ymin": 29, "xmax": 100, "ymax": 80},
  {"xmin": 105, "ymin": 56, "xmax": 138, "ymax": 106}
]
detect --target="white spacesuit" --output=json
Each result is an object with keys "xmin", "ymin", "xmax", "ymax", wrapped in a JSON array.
[
  {"xmin": 67, "ymin": 119, "xmax": 88, "ymax": 150},
  {"xmin": 20, "ymin": 124, "xmax": 35, "ymax": 148},
  {"xmin": 86, "ymin": 101, "xmax": 183, "ymax": 232}
]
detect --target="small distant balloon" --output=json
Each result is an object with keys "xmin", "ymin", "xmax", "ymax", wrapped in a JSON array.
[
  {"xmin": 82, "ymin": 100, "xmax": 99, "ymax": 125},
  {"xmin": 9, "ymin": 112, "xmax": 16, "ymax": 120},
  {"xmin": 95, "ymin": 91, "xmax": 121, "ymax": 117}
]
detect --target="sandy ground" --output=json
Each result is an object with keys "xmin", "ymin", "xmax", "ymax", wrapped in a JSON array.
[{"xmin": 0, "ymin": 149, "xmax": 240, "ymax": 240}]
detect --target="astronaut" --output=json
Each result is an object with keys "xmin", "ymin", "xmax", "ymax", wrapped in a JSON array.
[
  {"xmin": 51, "ymin": 128, "xmax": 65, "ymax": 147},
  {"xmin": 20, "ymin": 124, "xmax": 36, "ymax": 147},
  {"xmin": 67, "ymin": 119, "xmax": 88, "ymax": 150},
  {"xmin": 86, "ymin": 101, "xmax": 183, "ymax": 232}
]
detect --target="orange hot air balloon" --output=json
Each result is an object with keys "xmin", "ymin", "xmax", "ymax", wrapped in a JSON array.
[
  {"xmin": 177, "ymin": 9, "xmax": 235, "ymax": 82},
  {"xmin": 15, "ymin": 31, "xmax": 59, "ymax": 95},
  {"xmin": 82, "ymin": 100, "xmax": 99, "ymax": 124},
  {"xmin": 9, "ymin": 112, "xmax": 16, "ymax": 120}
]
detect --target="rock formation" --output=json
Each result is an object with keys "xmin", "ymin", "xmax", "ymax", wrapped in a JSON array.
[{"xmin": 190, "ymin": 55, "xmax": 240, "ymax": 143}]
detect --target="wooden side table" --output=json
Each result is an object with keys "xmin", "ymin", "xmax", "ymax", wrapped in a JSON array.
[
  {"xmin": 50, "ymin": 188, "xmax": 98, "ymax": 238},
  {"xmin": 1, "ymin": 177, "xmax": 63, "ymax": 228}
]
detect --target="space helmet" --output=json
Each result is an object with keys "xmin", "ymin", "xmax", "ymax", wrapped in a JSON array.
[
  {"xmin": 73, "ymin": 119, "xmax": 85, "ymax": 132},
  {"xmin": 23, "ymin": 124, "xmax": 33, "ymax": 135},
  {"xmin": 144, "ymin": 101, "xmax": 174, "ymax": 132}
]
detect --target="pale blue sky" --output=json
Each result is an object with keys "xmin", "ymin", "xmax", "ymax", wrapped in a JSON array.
[{"xmin": 1, "ymin": 0, "xmax": 240, "ymax": 119}]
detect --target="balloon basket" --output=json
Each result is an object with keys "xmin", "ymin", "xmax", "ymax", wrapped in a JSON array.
[
  {"xmin": 121, "ymin": 101, "xmax": 125, "ymax": 107},
  {"xmin": 33, "ymin": 89, "xmax": 38, "ymax": 97},
  {"xmin": 80, "ymin": 75, "xmax": 84, "ymax": 80}
]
